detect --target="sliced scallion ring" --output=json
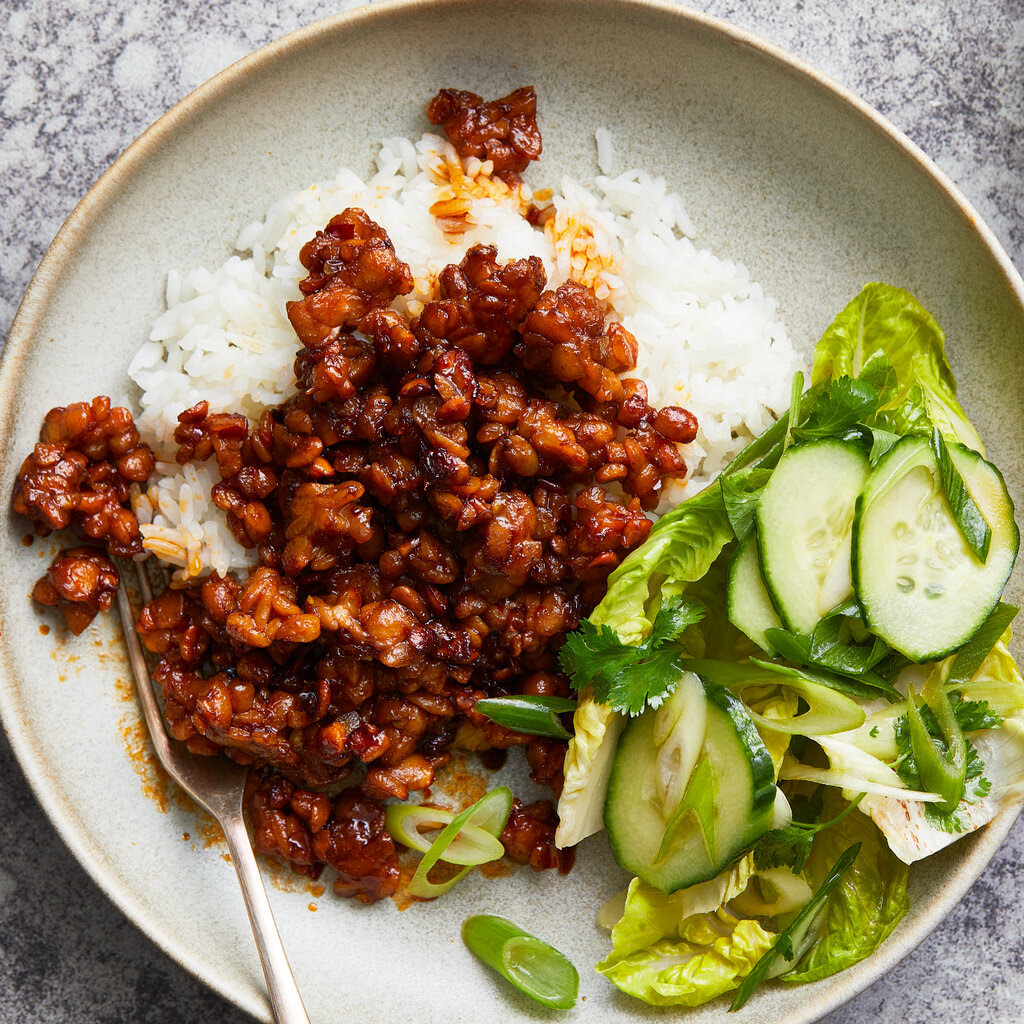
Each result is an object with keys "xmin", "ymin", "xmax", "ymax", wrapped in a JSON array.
[
  {"xmin": 406, "ymin": 787, "xmax": 514, "ymax": 899},
  {"xmin": 385, "ymin": 804, "xmax": 505, "ymax": 865},
  {"xmin": 462, "ymin": 914, "xmax": 579, "ymax": 1010},
  {"xmin": 685, "ymin": 657, "xmax": 866, "ymax": 736},
  {"xmin": 474, "ymin": 695, "xmax": 576, "ymax": 739}
]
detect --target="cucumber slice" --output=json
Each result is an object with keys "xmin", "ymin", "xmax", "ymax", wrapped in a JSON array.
[
  {"xmin": 854, "ymin": 435, "xmax": 1018, "ymax": 661},
  {"xmin": 728, "ymin": 535, "xmax": 783, "ymax": 654},
  {"xmin": 755, "ymin": 439, "xmax": 869, "ymax": 633},
  {"xmin": 604, "ymin": 674, "xmax": 776, "ymax": 893}
]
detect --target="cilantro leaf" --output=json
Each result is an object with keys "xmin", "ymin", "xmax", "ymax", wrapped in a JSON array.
[{"xmin": 558, "ymin": 598, "xmax": 706, "ymax": 716}]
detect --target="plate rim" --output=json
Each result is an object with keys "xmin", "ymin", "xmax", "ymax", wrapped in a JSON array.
[{"xmin": 1, "ymin": 1, "xmax": 1023, "ymax": 1021}]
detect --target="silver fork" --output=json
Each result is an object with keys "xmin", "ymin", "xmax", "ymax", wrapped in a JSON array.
[{"xmin": 116, "ymin": 562, "xmax": 312, "ymax": 1024}]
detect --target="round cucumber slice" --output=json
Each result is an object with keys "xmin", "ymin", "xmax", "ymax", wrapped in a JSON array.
[
  {"xmin": 853, "ymin": 435, "xmax": 1018, "ymax": 661},
  {"xmin": 755, "ymin": 439, "xmax": 870, "ymax": 633},
  {"xmin": 728, "ymin": 535, "xmax": 783, "ymax": 654},
  {"xmin": 604, "ymin": 677, "xmax": 776, "ymax": 893}
]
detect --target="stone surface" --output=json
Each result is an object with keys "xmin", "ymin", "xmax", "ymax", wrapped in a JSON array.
[{"xmin": 1, "ymin": 1, "xmax": 1022, "ymax": 1022}]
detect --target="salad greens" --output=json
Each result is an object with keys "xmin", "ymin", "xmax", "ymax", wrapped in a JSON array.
[
  {"xmin": 810, "ymin": 282, "xmax": 983, "ymax": 451},
  {"xmin": 555, "ymin": 283, "xmax": 1024, "ymax": 1009},
  {"xmin": 596, "ymin": 862, "xmax": 778, "ymax": 1007},
  {"xmin": 780, "ymin": 796, "xmax": 909, "ymax": 984},
  {"xmin": 731, "ymin": 842, "xmax": 861, "ymax": 1010}
]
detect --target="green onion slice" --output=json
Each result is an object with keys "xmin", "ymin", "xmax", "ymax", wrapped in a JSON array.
[
  {"xmin": 656, "ymin": 756, "xmax": 716, "ymax": 864},
  {"xmin": 405, "ymin": 787, "xmax": 513, "ymax": 899},
  {"xmin": 730, "ymin": 842, "xmax": 861, "ymax": 1011},
  {"xmin": 782, "ymin": 370, "xmax": 804, "ymax": 452},
  {"xmin": 385, "ymin": 805, "xmax": 505, "ymax": 865},
  {"xmin": 462, "ymin": 914, "xmax": 579, "ymax": 1010},
  {"xmin": 686, "ymin": 658, "xmax": 867, "ymax": 735},
  {"xmin": 474, "ymin": 695, "xmax": 576, "ymax": 739}
]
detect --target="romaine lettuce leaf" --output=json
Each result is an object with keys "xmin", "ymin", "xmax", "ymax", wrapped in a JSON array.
[
  {"xmin": 810, "ymin": 282, "xmax": 983, "ymax": 452},
  {"xmin": 596, "ymin": 857, "xmax": 820, "ymax": 1007},
  {"xmin": 603, "ymin": 856, "xmax": 756, "ymax": 958},
  {"xmin": 782, "ymin": 797, "xmax": 909, "ymax": 983},
  {"xmin": 592, "ymin": 486, "xmax": 733, "ymax": 645}
]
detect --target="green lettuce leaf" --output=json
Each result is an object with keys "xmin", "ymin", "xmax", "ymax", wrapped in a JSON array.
[
  {"xmin": 810, "ymin": 282, "xmax": 983, "ymax": 452},
  {"xmin": 782, "ymin": 799, "xmax": 909, "ymax": 983},
  {"xmin": 602, "ymin": 857, "xmax": 757, "ymax": 958},
  {"xmin": 591, "ymin": 486, "xmax": 734, "ymax": 644},
  {"xmin": 597, "ymin": 895, "xmax": 775, "ymax": 1007},
  {"xmin": 596, "ymin": 858, "xmax": 818, "ymax": 1008},
  {"xmin": 961, "ymin": 633, "xmax": 1024, "ymax": 719}
]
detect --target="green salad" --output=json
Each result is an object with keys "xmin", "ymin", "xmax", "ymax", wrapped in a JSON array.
[{"xmin": 554, "ymin": 282, "xmax": 1024, "ymax": 1009}]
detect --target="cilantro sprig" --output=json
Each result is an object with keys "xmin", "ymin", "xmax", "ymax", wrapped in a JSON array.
[
  {"xmin": 558, "ymin": 597, "xmax": 706, "ymax": 716},
  {"xmin": 754, "ymin": 792, "xmax": 865, "ymax": 873}
]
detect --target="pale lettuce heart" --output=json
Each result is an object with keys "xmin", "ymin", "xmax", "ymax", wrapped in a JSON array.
[
  {"xmin": 555, "ymin": 692, "xmax": 625, "ymax": 848},
  {"xmin": 597, "ymin": 908, "xmax": 775, "ymax": 1007}
]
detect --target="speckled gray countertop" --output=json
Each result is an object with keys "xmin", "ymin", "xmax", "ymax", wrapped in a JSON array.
[{"xmin": 1, "ymin": 1, "xmax": 1023, "ymax": 1022}]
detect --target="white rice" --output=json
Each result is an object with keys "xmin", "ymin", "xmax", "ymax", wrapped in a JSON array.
[
  {"xmin": 130, "ymin": 131, "xmax": 801, "ymax": 580},
  {"xmin": 132, "ymin": 462, "xmax": 256, "ymax": 581}
]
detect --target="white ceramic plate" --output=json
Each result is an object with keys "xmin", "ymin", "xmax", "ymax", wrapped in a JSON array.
[{"xmin": 2, "ymin": 2, "xmax": 1023, "ymax": 1022}]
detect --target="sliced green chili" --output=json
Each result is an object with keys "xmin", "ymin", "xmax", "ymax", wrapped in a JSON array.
[{"xmin": 907, "ymin": 683, "xmax": 966, "ymax": 813}]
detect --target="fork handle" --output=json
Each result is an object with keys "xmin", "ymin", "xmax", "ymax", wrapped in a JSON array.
[{"xmin": 221, "ymin": 814, "xmax": 313, "ymax": 1024}]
